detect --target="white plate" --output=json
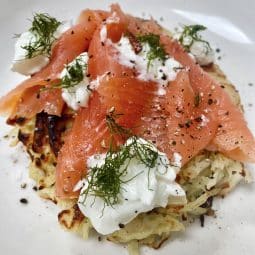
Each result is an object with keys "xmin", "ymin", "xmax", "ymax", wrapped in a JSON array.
[{"xmin": 0, "ymin": 0, "xmax": 254, "ymax": 254}]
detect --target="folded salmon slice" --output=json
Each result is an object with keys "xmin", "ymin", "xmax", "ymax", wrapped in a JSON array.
[
  {"xmin": 88, "ymin": 25, "xmax": 134, "ymax": 79},
  {"xmin": 161, "ymin": 35, "xmax": 255, "ymax": 162},
  {"xmin": 0, "ymin": 10, "xmax": 109, "ymax": 119},
  {"xmin": 136, "ymin": 70, "xmax": 219, "ymax": 165},
  {"xmin": 88, "ymin": 7, "xmax": 134, "ymax": 80}
]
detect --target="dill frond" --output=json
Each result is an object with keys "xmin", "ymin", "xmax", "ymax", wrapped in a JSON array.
[
  {"xmin": 105, "ymin": 109, "xmax": 132, "ymax": 138},
  {"xmin": 40, "ymin": 54, "xmax": 87, "ymax": 92},
  {"xmin": 137, "ymin": 33, "xmax": 167, "ymax": 70},
  {"xmin": 80, "ymin": 136, "xmax": 161, "ymax": 208},
  {"xmin": 22, "ymin": 13, "xmax": 61, "ymax": 58},
  {"xmin": 178, "ymin": 24, "xmax": 212, "ymax": 52}
]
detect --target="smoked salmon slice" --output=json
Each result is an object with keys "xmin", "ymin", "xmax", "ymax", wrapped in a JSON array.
[
  {"xmin": 161, "ymin": 35, "xmax": 255, "ymax": 162},
  {"xmin": 0, "ymin": 10, "xmax": 109, "ymax": 119},
  {"xmin": 136, "ymin": 70, "xmax": 218, "ymax": 165},
  {"xmin": 88, "ymin": 7, "xmax": 133, "ymax": 79}
]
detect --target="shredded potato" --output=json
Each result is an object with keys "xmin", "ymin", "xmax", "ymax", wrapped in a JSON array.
[
  {"xmin": 127, "ymin": 241, "xmax": 140, "ymax": 255},
  {"xmin": 10, "ymin": 61, "xmax": 252, "ymax": 255}
]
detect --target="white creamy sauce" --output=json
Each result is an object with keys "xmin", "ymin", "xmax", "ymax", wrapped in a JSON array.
[
  {"xmin": 100, "ymin": 25, "xmax": 107, "ymax": 42},
  {"xmin": 200, "ymin": 114, "xmax": 210, "ymax": 127},
  {"xmin": 172, "ymin": 152, "xmax": 182, "ymax": 168},
  {"xmin": 61, "ymin": 52, "xmax": 91, "ymax": 110},
  {"xmin": 11, "ymin": 21, "xmax": 72, "ymax": 76},
  {"xmin": 106, "ymin": 12, "xmax": 120, "ymax": 24},
  {"xmin": 189, "ymin": 40, "xmax": 214, "ymax": 66},
  {"xmin": 98, "ymin": 17, "xmax": 182, "ymax": 95},
  {"xmin": 78, "ymin": 137, "xmax": 186, "ymax": 235},
  {"xmin": 113, "ymin": 36, "xmax": 182, "ymax": 94},
  {"xmin": 99, "ymin": 12, "xmax": 120, "ymax": 42},
  {"xmin": 90, "ymin": 72, "xmax": 110, "ymax": 89},
  {"xmin": 174, "ymin": 30, "xmax": 214, "ymax": 66}
]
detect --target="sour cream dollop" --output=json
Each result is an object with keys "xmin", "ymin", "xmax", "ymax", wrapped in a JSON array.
[
  {"xmin": 61, "ymin": 52, "xmax": 91, "ymax": 110},
  {"xmin": 174, "ymin": 28, "xmax": 214, "ymax": 66},
  {"xmin": 99, "ymin": 17, "xmax": 182, "ymax": 96},
  {"xmin": 189, "ymin": 40, "xmax": 214, "ymax": 66},
  {"xmin": 11, "ymin": 21, "xmax": 71, "ymax": 76},
  {"xmin": 112, "ymin": 36, "xmax": 182, "ymax": 95},
  {"xmin": 78, "ymin": 137, "xmax": 186, "ymax": 235}
]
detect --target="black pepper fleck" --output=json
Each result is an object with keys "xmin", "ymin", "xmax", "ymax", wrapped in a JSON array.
[
  {"xmin": 20, "ymin": 183, "xmax": 27, "ymax": 189},
  {"xmin": 200, "ymin": 214, "xmax": 205, "ymax": 227},
  {"xmin": 118, "ymin": 223, "xmax": 125, "ymax": 228},
  {"xmin": 20, "ymin": 198, "xmax": 28, "ymax": 204},
  {"xmin": 161, "ymin": 73, "xmax": 167, "ymax": 80},
  {"xmin": 195, "ymin": 116, "xmax": 203, "ymax": 123},
  {"xmin": 208, "ymin": 98, "xmax": 213, "ymax": 105}
]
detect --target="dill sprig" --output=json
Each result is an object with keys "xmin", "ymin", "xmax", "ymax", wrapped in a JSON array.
[
  {"xmin": 41, "ymin": 55, "xmax": 87, "ymax": 91},
  {"xmin": 106, "ymin": 109, "xmax": 132, "ymax": 138},
  {"xmin": 137, "ymin": 34, "xmax": 167, "ymax": 69},
  {"xmin": 194, "ymin": 93, "xmax": 201, "ymax": 107},
  {"xmin": 59, "ymin": 57, "xmax": 86, "ymax": 89},
  {"xmin": 80, "ymin": 136, "xmax": 160, "ymax": 208},
  {"xmin": 22, "ymin": 13, "xmax": 61, "ymax": 58},
  {"xmin": 178, "ymin": 24, "xmax": 212, "ymax": 52}
]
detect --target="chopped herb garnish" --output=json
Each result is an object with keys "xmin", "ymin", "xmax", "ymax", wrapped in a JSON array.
[
  {"xmin": 137, "ymin": 33, "xmax": 167, "ymax": 69},
  {"xmin": 79, "ymin": 136, "xmax": 161, "ymax": 208},
  {"xmin": 194, "ymin": 93, "xmax": 201, "ymax": 107},
  {"xmin": 178, "ymin": 24, "xmax": 212, "ymax": 52},
  {"xmin": 22, "ymin": 13, "xmax": 61, "ymax": 58}
]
